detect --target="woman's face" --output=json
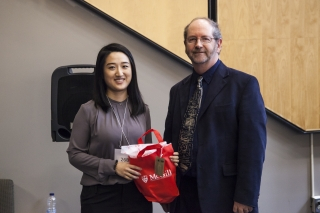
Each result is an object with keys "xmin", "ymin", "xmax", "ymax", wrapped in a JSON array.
[{"xmin": 103, "ymin": 52, "xmax": 132, "ymax": 96}]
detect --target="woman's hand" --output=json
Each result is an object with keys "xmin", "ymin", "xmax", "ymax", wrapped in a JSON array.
[
  {"xmin": 169, "ymin": 152, "xmax": 179, "ymax": 167},
  {"xmin": 115, "ymin": 162, "xmax": 142, "ymax": 180}
]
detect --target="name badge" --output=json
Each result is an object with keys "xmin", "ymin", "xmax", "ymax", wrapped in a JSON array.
[{"xmin": 114, "ymin": 149, "xmax": 129, "ymax": 163}]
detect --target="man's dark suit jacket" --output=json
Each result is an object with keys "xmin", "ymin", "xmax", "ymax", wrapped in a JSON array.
[{"xmin": 164, "ymin": 61, "xmax": 267, "ymax": 213}]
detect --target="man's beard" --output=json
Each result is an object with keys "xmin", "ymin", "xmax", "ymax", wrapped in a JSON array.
[
  {"xmin": 189, "ymin": 51, "xmax": 211, "ymax": 64},
  {"xmin": 187, "ymin": 44, "xmax": 217, "ymax": 65}
]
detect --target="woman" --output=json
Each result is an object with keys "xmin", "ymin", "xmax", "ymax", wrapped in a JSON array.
[{"xmin": 67, "ymin": 43, "xmax": 178, "ymax": 213}]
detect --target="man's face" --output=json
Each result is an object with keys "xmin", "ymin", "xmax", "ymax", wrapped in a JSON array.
[{"xmin": 184, "ymin": 19, "xmax": 221, "ymax": 65}]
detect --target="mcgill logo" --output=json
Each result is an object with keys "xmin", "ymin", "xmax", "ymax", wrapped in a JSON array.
[{"xmin": 141, "ymin": 169, "xmax": 173, "ymax": 183}]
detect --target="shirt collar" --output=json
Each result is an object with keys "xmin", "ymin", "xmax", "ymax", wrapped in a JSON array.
[{"xmin": 191, "ymin": 59, "xmax": 221, "ymax": 84}]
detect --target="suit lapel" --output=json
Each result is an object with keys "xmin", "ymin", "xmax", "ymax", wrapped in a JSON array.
[
  {"xmin": 198, "ymin": 63, "xmax": 229, "ymax": 119},
  {"xmin": 179, "ymin": 75, "xmax": 192, "ymax": 119}
]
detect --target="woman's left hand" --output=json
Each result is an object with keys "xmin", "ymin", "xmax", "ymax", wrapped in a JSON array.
[{"xmin": 169, "ymin": 152, "xmax": 179, "ymax": 167}]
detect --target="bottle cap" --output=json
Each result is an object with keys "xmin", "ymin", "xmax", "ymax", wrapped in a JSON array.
[{"xmin": 49, "ymin": 193, "xmax": 54, "ymax": 196}]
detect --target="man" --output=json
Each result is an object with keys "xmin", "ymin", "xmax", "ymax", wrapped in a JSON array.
[{"xmin": 163, "ymin": 17, "xmax": 267, "ymax": 213}]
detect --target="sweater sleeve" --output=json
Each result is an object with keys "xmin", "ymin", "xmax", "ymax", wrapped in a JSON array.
[{"xmin": 66, "ymin": 103, "xmax": 117, "ymax": 183}]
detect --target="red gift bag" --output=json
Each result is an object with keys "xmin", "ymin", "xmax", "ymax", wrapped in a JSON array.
[{"xmin": 129, "ymin": 129, "xmax": 179, "ymax": 203}]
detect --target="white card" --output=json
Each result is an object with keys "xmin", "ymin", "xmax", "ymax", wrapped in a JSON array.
[{"xmin": 114, "ymin": 149, "xmax": 129, "ymax": 163}]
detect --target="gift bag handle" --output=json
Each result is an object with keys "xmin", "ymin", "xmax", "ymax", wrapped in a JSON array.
[
  {"xmin": 136, "ymin": 143, "xmax": 162, "ymax": 158},
  {"xmin": 138, "ymin": 128, "xmax": 164, "ymax": 144}
]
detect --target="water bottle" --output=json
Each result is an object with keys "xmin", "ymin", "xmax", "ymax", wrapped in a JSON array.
[{"xmin": 46, "ymin": 193, "xmax": 56, "ymax": 213}]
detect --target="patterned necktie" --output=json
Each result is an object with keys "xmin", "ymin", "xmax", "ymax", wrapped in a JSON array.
[{"xmin": 178, "ymin": 76, "xmax": 203, "ymax": 173}]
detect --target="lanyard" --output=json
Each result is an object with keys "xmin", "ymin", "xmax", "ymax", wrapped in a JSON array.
[{"xmin": 106, "ymin": 96, "xmax": 130, "ymax": 148}]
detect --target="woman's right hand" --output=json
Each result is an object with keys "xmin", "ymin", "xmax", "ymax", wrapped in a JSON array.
[{"xmin": 115, "ymin": 162, "xmax": 142, "ymax": 180}]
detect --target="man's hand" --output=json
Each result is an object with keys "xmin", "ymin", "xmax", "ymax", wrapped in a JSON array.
[
  {"xmin": 233, "ymin": 201, "xmax": 253, "ymax": 213},
  {"xmin": 169, "ymin": 152, "xmax": 179, "ymax": 166}
]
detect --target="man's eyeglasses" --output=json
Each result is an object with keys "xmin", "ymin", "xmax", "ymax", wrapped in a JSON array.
[{"xmin": 186, "ymin": 37, "xmax": 216, "ymax": 44}]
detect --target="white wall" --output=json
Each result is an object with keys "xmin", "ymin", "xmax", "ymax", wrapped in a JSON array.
[{"xmin": 0, "ymin": 1, "xmax": 319, "ymax": 213}]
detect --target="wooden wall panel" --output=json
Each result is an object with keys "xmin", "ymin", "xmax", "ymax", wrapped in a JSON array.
[
  {"xmin": 219, "ymin": 0, "xmax": 320, "ymax": 131},
  {"xmin": 262, "ymin": 0, "xmax": 276, "ymax": 39},
  {"xmin": 81, "ymin": 0, "xmax": 319, "ymax": 131},
  {"xmin": 304, "ymin": 38, "xmax": 319, "ymax": 129},
  {"xmin": 84, "ymin": 0, "xmax": 208, "ymax": 62},
  {"xmin": 248, "ymin": 0, "xmax": 262, "ymax": 40},
  {"xmin": 291, "ymin": 0, "xmax": 305, "ymax": 39},
  {"xmin": 319, "ymin": 37, "xmax": 320, "ymax": 127},
  {"xmin": 262, "ymin": 39, "xmax": 291, "ymax": 121},
  {"xmin": 217, "ymin": 0, "xmax": 235, "ymax": 41},
  {"xmin": 304, "ymin": 0, "xmax": 318, "ymax": 37},
  {"xmin": 275, "ymin": 0, "xmax": 290, "ymax": 39},
  {"xmin": 291, "ymin": 38, "xmax": 307, "ymax": 129}
]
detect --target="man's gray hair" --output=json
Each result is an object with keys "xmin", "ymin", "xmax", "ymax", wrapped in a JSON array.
[{"xmin": 183, "ymin": 17, "xmax": 222, "ymax": 41}]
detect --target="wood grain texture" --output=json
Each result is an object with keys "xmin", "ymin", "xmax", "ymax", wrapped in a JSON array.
[
  {"xmin": 304, "ymin": 38, "xmax": 319, "ymax": 130},
  {"xmin": 319, "ymin": 36, "xmax": 320, "ymax": 128},
  {"xmin": 263, "ymin": 39, "xmax": 291, "ymax": 121},
  {"xmin": 85, "ymin": 0, "xmax": 208, "ymax": 62},
  {"xmin": 83, "ymin": 0, "xmax": 319, "ymax": 131},
  {"xmin": 219, "ymin": 0, "xmax": 320, "ymax": 131}
]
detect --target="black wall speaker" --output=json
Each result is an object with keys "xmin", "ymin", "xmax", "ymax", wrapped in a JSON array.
[{"xmin": 51, "ymin": 65, "xmax": 95, "ymax": 142}]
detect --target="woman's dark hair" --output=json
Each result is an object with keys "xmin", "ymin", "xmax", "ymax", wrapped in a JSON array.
[{"xmin": 93, "ymin": 43, "xmax": 146, "ymax": 116}]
